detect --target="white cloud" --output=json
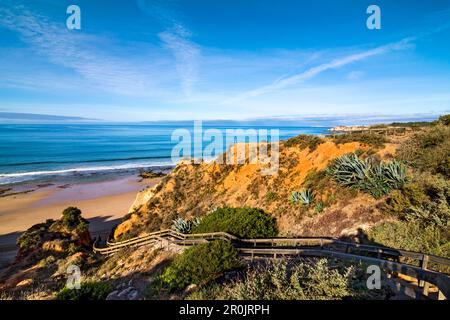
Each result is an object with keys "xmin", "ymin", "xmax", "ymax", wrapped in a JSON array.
[
  {"xmin": 159, "ymin": 24, "xmax": 200, "ymax": 97},
  {"xmin": 223, "ymin": 37, "xmax": 415, "ymax": 104},
  {"xmin": 0, "ymin": 3, "xmax": 173, "ymax": 97}
]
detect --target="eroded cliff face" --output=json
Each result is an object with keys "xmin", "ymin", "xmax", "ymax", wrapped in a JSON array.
[{"xmin": 115, "ymin": 138, "xmax": 394, "ymax": 240}]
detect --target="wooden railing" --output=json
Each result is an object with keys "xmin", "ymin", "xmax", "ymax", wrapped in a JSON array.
[{"xmin": 93, "ymin": 229, "xmax": 450, "ymax": 300}]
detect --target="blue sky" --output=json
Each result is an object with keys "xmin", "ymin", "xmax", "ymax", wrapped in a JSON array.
[{"xmin": 0, "ymin": 0, "xmax": 449, "ymax": 121}]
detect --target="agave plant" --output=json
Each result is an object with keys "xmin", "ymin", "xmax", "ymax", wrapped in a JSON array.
[
  {"xmin": 327, "ymin": 153, "xmax": 407, "ymax": 199},
  {"xmin": 382, "ymin": 160, "xmax": 407, "ymax": 189},
  {"xmin": 172, "ymin": 218, "xmax": 193, "ymax": 234},
  {"xmin": 290, "ymin": 189, "xmax": 314, "ymax": 206},
  {"xmin": 326, "ymin": 153, "xmax": 372, "ymax": 188},
  {"xmin": 172, "ymin": 217, "xmax": 203, "ymax": 234}
]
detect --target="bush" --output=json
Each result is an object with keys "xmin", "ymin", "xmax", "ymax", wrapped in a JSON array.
[
  {"xmin": 332, "ymin": 132, "xmax": 388, "ymax": 148},
  {"xmin": 264, "ymin": 191, "xmax": 277, "ymax": 202},
  {"xmin": 17, "ymin": 221, "xmax": 52, "ymax": 250},
  {"xmin": 397, "ymin": 124, "xmax": 450, "ymax": 178},
  {"xmin": 284, "ymin": 134, "xmax": 324, "ymax": 151},
  {"xmin": 187, "ymin": 259, "xmax": 384, "ymax": 300},
  {"xmin": 17, "ymin": 208, "xmax": 91, "ymax": 255},
  {"xmin": 56, "ymin": 281, "xmax": 111, "ymax": 300},
  {"xmin": 368, "ymin": 221, "xmax": 450, "ymax": 260},
  {"xmin": 61, "ymin": 207, "xmax": 89, "ymax": 231},
  {"xmin": 327, "ymin": 153, "xmax": 407, "ymax": 198},
  {"xmin": 192, "ymin": 207, "xmax": 278, "ymax": 238},
  {"xmin": 383, "ymin": 172, "xmax": 449, "ymax": 227},
  {"xmin": 161, "ymin": 240, "xmax": 240, "ymax": 291},
  {"xmin": 438, "ymin": 114, "xmax": 450, "ymax": 126}
]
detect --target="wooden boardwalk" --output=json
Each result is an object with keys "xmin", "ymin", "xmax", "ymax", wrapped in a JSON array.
[{"xmin": 93, "ymin": 229, "xmax": 450, "ymax": 300}]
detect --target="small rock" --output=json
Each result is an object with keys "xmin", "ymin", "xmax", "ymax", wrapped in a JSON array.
[
  {"xmin": 127, "ymin": 289, "xmax": 139, "ymax": 300},
  {"xmin": 115, "ymin": 287, "xmax": 139, "ymax": 300},
  {"xmin": 106, "ymin": 290, "xmax": 120, "ymax": 300}
]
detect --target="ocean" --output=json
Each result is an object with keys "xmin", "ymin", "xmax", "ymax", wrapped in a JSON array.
[{"xmin": 0, "ymin": 122, "xmax": 331, "ymax": 186}]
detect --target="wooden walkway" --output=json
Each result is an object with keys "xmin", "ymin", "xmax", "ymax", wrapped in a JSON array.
[{"xmin": 93, "ymin": 229, "xmax": 450, "ymax": 300}]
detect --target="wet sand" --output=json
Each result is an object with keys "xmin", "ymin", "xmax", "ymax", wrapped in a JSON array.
[{"xmin": 0, "ymin": 176, "xmax": 160, "ymax": 269}]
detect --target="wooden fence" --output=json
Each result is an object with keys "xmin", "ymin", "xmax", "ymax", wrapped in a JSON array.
[{"xmin": 93, "ymin": 229, "xmax": 450, "ymax": 300}]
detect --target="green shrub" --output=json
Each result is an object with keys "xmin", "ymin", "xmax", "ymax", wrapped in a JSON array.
[
  {"xmin": 284, "ymin": 134, "xmax": 324, "ymax": 151},
  {"xmin": 192, "ymin": 207, "xmax": 278, "ymax": 238},
  {"xmin": 383, "ymin": 172, "xmax": 449, "ymax": 227},
  {"xmin": 327, "ymin": 153, "xmax": 407, "ymax": 198},
  {"xmin": 367, "ymin": 221, "xmax": 450, "ymax": 260},
  {"xmin": 61, "ymin": 207, "xmax": 89, "ymax": 231},
  {"xmin": 264, "ymin": 191, "xmax": 277, "ymax": 202},
  {"xmin": 56, "ymin": 281, "xmax": 111, "ymax": 300},
  {"xmin": 332, "ymin": 132, "xmax": 388, "ymax": 148},
  {"xmin": 438, "ymin": 114, "xmax": 450, "ymax": 126},
  {"xmin": 187, "ymin": 259, "xmax": 372, "ymax": 300},
  {"xmin": 17, "ymin": 208, "xmax": 91, "ymax": 255},
  {"xmin": 161, "ymin": 240, "xmax": 240, "ymax": 291},
  {"xmin": 17, "ymin": 221, "xmax": 51, "ymax": 250},
  {"xmin": 397, "ymin": 124, "xmax": 450, "ymax": 178}
]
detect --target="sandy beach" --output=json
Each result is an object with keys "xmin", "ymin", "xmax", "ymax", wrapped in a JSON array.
[{"xmin": 0, "ymin": 175, "xmax": 160, "ymax": 268}]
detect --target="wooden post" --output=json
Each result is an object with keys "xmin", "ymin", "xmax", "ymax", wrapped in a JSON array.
[
  {"xmin": 420, "ymin": 254, "xmax": 430, "ymax": 296},
  {"xmin": 377, "ymin": 248, "xmax": 382, "ymax": 259},
  {"xmin": 251, "ymin": 251, "xmax": 254, "ymax": 262}
]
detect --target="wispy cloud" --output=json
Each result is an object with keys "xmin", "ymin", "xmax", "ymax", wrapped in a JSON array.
[
  {"xmin": 224, "ymin": 37, "xmax": 415, "ymax": 104},
  {"xmin": 0, "ymin": 3, "xmax": 172, "ymax": 97},
  {"xmin": 159, "ymin": 24, "xmax": 200, "ymax": 97},
  {"xmin": 346, "ymin": 70, "xmax": 364, "ymax": 81},
  {"xmin": 136, "ymin": 0, "xmax": 201, "ymax": 97}
]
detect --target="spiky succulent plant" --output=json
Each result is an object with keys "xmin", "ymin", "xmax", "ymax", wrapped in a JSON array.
[
  {"xmin": 327, "ymin": 153, "xmax": 407, "ymax": 198},
  {"xmin": 172, "ymin": 218, "xmax": 193, "ymax": 234},
  {"xmin": 382, "ymin": 160, "xmax": 408, "ymax": 189},
  {"xmin": 172, "ymin": 217, "xmax": 203, "ymax": 234},
  {"xmin": 290, "ymin": 189, "xmax": 314, "ymax": 206}
]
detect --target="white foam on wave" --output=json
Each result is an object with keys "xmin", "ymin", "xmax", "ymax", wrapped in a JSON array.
[{"xmin": 0, "ymin": 161, "xmax": 175, "ymax": 184}]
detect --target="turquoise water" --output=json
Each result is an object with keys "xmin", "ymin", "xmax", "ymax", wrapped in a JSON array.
[{"xmin": 0, "ymin": 122, "xmax": 330, "ymax": 185}]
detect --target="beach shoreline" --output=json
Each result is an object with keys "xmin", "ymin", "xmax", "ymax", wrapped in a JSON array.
[{"xmin": 0, "ymin": 174, "xmax": 162, "ymax": 269}]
